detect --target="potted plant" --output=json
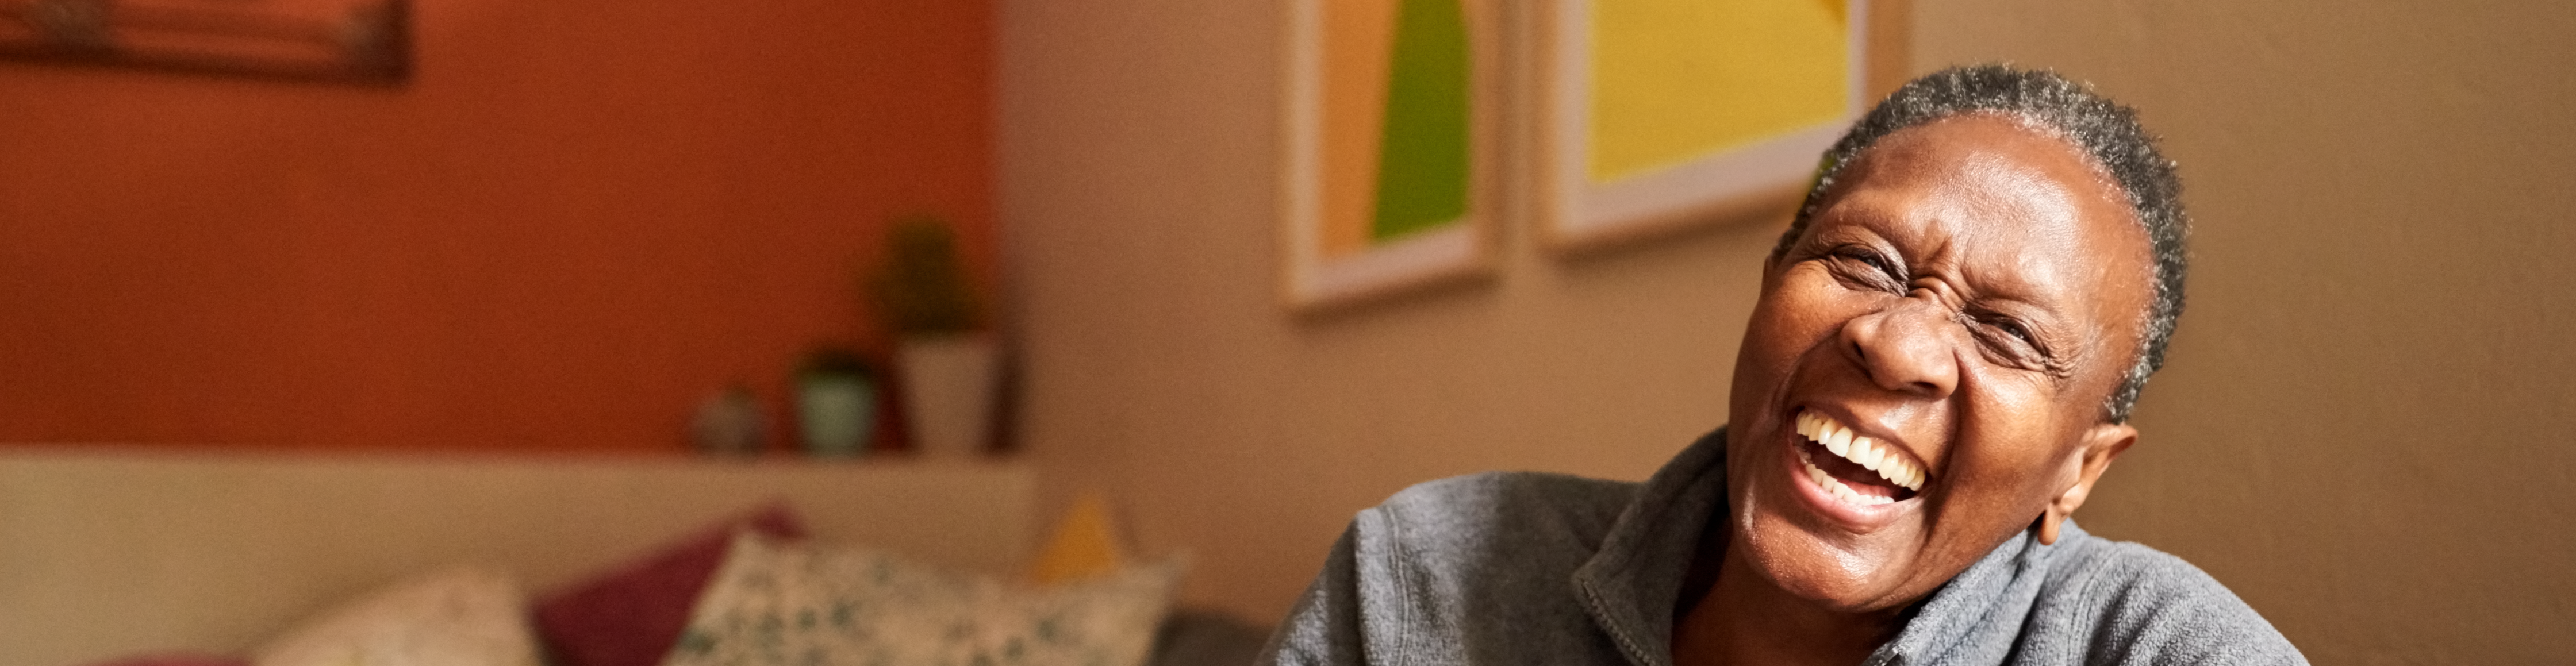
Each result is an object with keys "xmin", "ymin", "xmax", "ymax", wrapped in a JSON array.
[
  {"xmin": 870, "ymin": 215, "xmax": 997, "ymax": 458},
  {"xmin": 795, "ymin": 345, "xmax": 879, "ymax": 458},
  {"xmin": 691, "ymin": 384, "xmax": 767, "ymax": 457}
]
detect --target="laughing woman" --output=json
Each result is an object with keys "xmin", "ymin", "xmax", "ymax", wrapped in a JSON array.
[{"xmin": 1260, "ymin": 66, "xmax": 2306, "ymax": 666}]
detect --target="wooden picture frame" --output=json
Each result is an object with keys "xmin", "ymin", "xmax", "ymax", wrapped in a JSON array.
[
  {"xmin": 1280, "ymin": 0, "xmax": 1498, "ymax": 313},
  {"xmin": 0, "ymin": 0, "xmax": 409, "ymax": 84},
  {"xmin": 1536, "ymin": 0, "xmax": 1909, "ymax": 255}
]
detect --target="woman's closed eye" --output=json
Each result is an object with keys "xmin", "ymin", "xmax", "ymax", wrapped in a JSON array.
[
  {"xmin": 1965, "ymin": 313, "xmax": 2064, "ymax": 373},
  {"xmin": 1826, "ymin": 247, "xmax": 1907, "ymax": 292}
]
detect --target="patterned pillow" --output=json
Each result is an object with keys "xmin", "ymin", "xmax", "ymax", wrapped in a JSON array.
[
  {"xmin": 662, "ymin": 533, "xmax": 1181, "ymax": 666},
  {"xmin": 252, "ymin": 567, "xmax": 544, "ymax": 666},
  {"xmin": 535, "ymin": 503, "xmax": 809, "ymax": 666}
]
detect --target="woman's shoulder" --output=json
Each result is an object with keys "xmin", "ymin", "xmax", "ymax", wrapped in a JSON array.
[
  {"xmin": 1380, "ymin": 471, "xmax": 1639, "ymax": 517},
  {"xmin": 2045, "ymin": 533, "xmax": 2258, "ymax": 613},
  {"xmin": 1342, "ymin": 471, "xmax": 1641, "ymax": 584},
  {"xmin": 2028, "ymin": 532, "xmax": 2306, "ymax": 664},
  {"xmin": 1265, "ymin": 473, "xmax": 1652, "ymax": 666},
  {"xmin": 1371, "ymin": 471, "xmax": 1639, "ymax": 544}
]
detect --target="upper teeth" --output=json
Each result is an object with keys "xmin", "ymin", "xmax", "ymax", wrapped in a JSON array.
[{"xmin": 1796, "ymin": 410, "xmax": 1926, "ymax": 492}]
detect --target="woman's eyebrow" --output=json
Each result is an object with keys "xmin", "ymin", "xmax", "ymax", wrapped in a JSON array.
[{"xmin": 1819, "ymin": 195, "xmax": 1909, "ymax": 231}]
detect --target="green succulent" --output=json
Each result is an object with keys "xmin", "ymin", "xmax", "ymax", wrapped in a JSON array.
[{"xmin": 869, "ymin": 215, "xmax": 983, "ymax": 336}]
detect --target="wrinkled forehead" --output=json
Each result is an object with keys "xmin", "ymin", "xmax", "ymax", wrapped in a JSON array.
[
  {"xmin": 1821, "ymin": 115, "xmax": 2153, "ymax": 328},
  {"xmin": 1836, "ymin": 112, "xmax": 2129, "ymax": 215}
]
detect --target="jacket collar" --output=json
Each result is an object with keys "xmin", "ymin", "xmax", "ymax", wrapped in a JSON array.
[
  {"xmin": 1571, "ymin": 428, "xmax": 1732, "ymax": 666},
  {"xmin": 1571, "ymin": 426, "xmax": 2078, "ymax": 666}
]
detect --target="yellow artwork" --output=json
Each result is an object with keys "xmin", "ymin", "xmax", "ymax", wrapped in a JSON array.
[
  {"xmin": 1590, "ymin": 0, "xmax": 1848, "ymax": 182},
  {"xmin": 1541, "ymin": 0, "xmax": 1898, "ymax": 254}
]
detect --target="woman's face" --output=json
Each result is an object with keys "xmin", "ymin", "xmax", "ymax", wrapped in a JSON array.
[{"xmin": 1724, "ymin": 114, "xmax": 2156, "ymax": 612}]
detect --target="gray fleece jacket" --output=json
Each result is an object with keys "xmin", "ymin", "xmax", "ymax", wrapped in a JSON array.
[{"xmin": 1261, "ymin": 428, "xmax": 2305, "ymax": 666}]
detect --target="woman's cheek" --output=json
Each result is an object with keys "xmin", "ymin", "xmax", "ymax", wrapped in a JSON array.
[{"xmin": 1965, "ymin": 369, "xmax": 2070, "ymax": 478}]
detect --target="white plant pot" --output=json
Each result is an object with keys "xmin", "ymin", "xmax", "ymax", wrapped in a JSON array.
[{"xmin": 896, "ymin": 335, "xmax": 1000, "ymax": 458}]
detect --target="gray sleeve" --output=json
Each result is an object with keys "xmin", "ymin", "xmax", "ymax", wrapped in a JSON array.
[{"xmin": 1258, "ymin": 524, "xmax": 1374, "ymax": 666}]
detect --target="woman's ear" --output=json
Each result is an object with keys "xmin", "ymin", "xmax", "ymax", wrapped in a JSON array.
[{"xmin": 2037, "ymin": 422, "xmax": 2137, "ymax": 545}]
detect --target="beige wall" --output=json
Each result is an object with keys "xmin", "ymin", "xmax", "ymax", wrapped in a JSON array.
[
  {"xmin": 0, "ymin": 451, "xmax": 1031, "ymax": 666},
  {"xmin": 999, "ymin": 0, "xmax": 2576, "ymax": 662}
]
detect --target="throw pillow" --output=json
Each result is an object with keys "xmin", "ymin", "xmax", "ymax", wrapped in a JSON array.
[
  {"xmin": 251, "ymin": 567, "xmax": 543, "ymax": 666},
  {"xmin": 662, "ymin": 532, "xmax": 1181, "ymax": 666},
  {"xmin": 1026, "ymin": 491, "xmax": 1130, "ymax": 586},
  {"xmin": 533, "ymin": 503, "xmax": 808, "ymax": 666}
]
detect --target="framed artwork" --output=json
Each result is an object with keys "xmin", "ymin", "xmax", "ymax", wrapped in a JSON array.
[
  {"xmin": 1537, "ymin": 0, "xmax": 1909, "ymax": 253},
  {"xmin": 0, "ymin": 0, "xmax": 409, "ymax": 84},
  {"xmin": 1280, "ymin": 0, "xmax": 1497, "ymax": 313}
]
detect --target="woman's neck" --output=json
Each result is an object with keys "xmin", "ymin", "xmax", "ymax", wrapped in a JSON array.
[{"xmin": 1671, "ymin": 545, "xmax": 1903, "ymax": 666}]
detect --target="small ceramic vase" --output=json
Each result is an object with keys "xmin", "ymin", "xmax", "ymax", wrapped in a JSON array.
[{"xmin": 797, "ymin": 374, "xmax": 878, "ymax": 458}]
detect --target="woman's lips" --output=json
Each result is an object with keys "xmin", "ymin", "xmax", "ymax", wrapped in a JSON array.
[
  {"xmin": 1781, "ymin": 409, "xmax": 1930, "ymax": 525},
  {"xmin": 1796, "ymin": 409, "xmax": 1926, "ymax": 493}
]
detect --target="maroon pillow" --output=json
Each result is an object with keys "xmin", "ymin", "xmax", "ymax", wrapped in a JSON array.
[
  {"xmin": 533, "ymin": 503, "xmax": 807, "ymax": 666},
  {"xmin": 80, "ymin": 655, "xmax": 246, "ymax": 666}
]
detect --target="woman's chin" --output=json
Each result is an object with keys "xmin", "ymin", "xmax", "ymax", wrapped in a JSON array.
[{"xmin": 1735, "ymin": 509, "xmax": 1930, "ymax": 614}]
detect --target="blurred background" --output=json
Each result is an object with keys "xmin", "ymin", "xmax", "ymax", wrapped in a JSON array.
[{"xmin": 3, "ymin": 0, "xmax": 2571, "ymax": 664}]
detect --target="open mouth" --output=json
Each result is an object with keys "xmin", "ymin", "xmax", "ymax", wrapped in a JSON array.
[{"xmin": 1794, "ymin": 410, "xmax": 1927, "ymax": 506}]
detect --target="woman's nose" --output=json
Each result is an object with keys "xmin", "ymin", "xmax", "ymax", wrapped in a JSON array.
[{"xmin": 1840, "ymin": 295, "xmax": 1962, "ymax": 400}]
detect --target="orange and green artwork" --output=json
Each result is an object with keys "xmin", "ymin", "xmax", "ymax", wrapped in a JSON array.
[{"xmin": 1315, "ymin": 0, "xmax": 1477, "ymax": 261}]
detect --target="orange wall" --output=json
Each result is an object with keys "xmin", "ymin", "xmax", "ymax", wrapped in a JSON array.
[{"xmin": 0, "ymin": 0, "xmax": 993, "ymax": 451}]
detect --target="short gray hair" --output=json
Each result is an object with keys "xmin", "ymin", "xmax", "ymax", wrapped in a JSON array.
[{"xmin": 1772, "ymin": 64, "xmax": 2188, "ymax": 424}]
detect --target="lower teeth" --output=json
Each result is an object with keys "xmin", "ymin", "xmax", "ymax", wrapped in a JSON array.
[{"xmin": 1802, "ymin": 449, "xmax": 1893, "ymax": 506}]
